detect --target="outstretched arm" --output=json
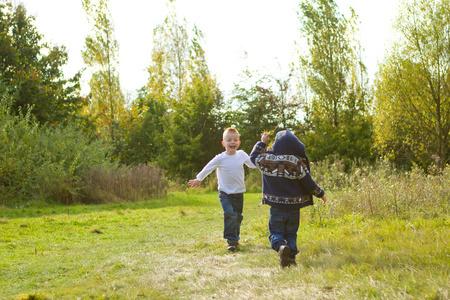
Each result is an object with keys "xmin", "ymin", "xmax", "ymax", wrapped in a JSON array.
[
  {"xmin": 188, "ymin": 154, "xmax": 220, "ymax": 188},
  {"xmin": 250, "ymin": 133, "xmax": 269, "ymax": 166}
]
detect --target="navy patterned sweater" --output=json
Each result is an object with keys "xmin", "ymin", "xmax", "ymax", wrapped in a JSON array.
[{"xmin": 250, "ymin": 130, "xmax": 325, "ymax": 209}]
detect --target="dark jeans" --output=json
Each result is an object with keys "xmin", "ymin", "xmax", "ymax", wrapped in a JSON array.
[
  {"xmin": 268, "ymin": 207, "xmax": 300, "ymax": 258},
  {"xmin": 219, "ymin": 191, "xmax": 244, "ymax": 245}
]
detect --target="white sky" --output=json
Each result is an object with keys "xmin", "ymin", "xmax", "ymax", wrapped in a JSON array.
[{"xmin": 17, "ymin": 0, "xmax": 400, "ymax": 99}]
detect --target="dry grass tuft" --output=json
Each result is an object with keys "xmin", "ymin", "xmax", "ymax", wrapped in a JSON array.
[
  {"xmin": 78, "ymin": 163, "xmax": 168, "ymax": 204},
  {"xmin": 311, "ymin": 158, "xmax": 450, "ymax": 219}
]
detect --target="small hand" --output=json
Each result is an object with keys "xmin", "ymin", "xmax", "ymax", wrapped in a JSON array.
[
  {"xmin": 322, "ymin": 195, "xmax": 327, "ymax": 204},
  {"xmin": 261, "ymin": 132, "xmax": 270, "ymax": 144},
  {"xmin": 188, "ymin": 179, "xmax": 201, "ymax": 187}
]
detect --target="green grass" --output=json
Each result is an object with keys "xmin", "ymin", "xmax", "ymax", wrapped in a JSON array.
[{"xmin": 1, "ymin": 192, "xmax": 449, "ymax": 299}]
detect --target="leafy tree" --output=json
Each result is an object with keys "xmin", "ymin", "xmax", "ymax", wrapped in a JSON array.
[
  {"xmin": 232, "ymin": 71, "xmax": 302, "ymax": 152},
  {"xmin": 160, "ymin": 26, "xmax": 225, "ymax": 178},
  {"xmin": 147, "ymin": 3, "xmax": 189, "ymax": 104},
  {"xmin": 119, "ymin": 4, "xmax": 184, "ymax": 169},
  {"xmin": 82, "ymin": 0, "xmax": 124, "ymax": 143},
  {"xmin": 374, "ymin": 0, "xmax": 450, "ymax": 170},
  {"xmin": 120, "ymin": 89, "xmax": 167, "ymax": 165},
  {"xmin": 0, "ymin": 2, "xmax": 84, "ymax": 125},
  {"xmin": 125, "ymin": 4, "xmax": 224, "ymax": 179},
  {"xmin": 299, "ymin": 0, "xmax": 350, "ymax": 127},
  {"xmin": 297, "ymin": 0, "xmax": 374, "ymax": 164}
]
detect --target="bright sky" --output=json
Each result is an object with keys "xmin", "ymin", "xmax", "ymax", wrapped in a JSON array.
[{"xmin": 17, "ymin": 0, "xmax": 400, "ymax": 99}]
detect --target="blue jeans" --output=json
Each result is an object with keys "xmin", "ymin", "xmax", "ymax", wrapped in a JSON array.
[
  {"xmin": 219, "ymin": 191, "xmax": 244, "ymax": 245},
  {"xmin": 268, "ymin": 207, "xmax": 300, "ymax": 258}
]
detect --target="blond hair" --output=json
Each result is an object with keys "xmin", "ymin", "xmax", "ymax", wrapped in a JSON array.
[{"xmin": 223, "ymin": 127, "xmax": 240, "ymax": 140}]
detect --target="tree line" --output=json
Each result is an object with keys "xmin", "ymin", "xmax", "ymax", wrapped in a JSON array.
[{"xmin": 1, "ymin": 0, "xmax": 449, "ymax": 204}]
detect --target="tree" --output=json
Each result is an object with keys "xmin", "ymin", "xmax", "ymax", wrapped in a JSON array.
[
  {"xmin": 299, "ymin": 0, "xmax": 350, "ymax": 127},
  {"xmin": 160, "ymin": 25, "xmax": 225, "ymax": 178},
  {"xmin": 147, "ymin": 3, "xmax": 189, "ymax": 105},
  {"xmin": 297, "ymin": 0, "xmax": 373, "ymax": 164},
  {"xmin": 82, "ymin": 0, "xmax": 124, "ymax": 143},
  {"xmin": 373, "ymin": 0, "xmax": 450, "ymax": 170},
  {"xmin": 232, "ymin": 71, "xmax": 302, "ymax": 152},
  {"xmin": 125, "ymin": 4, "xmax": 225, "ymax": 179},
  {"xmin": 120, "ymin": 89, "xmax": 167, "ymax": 165},
  {"xmin": 0, "ymin": 2, "xmax": 84, "ymax": 125}
]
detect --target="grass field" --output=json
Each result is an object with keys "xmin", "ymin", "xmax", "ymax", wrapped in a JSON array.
[{"xmin": 1, "ymin": 191, "xmax": 449, "ymax": 299}]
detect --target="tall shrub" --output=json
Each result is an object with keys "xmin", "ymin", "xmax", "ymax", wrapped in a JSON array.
[{"xmin": 0, "ymin": 102, "xmax": 112, "ymax": 205}]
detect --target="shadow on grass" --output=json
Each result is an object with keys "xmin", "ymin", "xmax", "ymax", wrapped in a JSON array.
[{"xmin": 0, "ymin": 191, "xmax": 222, "ymax": 219}]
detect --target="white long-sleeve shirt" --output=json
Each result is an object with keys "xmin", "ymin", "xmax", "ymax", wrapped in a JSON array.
[{"xmin": 196, "ymin": 150, "xmax": 256, "ymax": 194}]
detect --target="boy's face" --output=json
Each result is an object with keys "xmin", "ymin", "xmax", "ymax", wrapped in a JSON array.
[{"xmin": 222, "ymin": 132, "xmax": 241, "ymax": 155}]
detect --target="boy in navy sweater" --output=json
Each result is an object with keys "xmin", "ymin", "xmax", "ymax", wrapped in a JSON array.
[{"xmin": 250, "ymin": 130, "xmax": 327, "ymax": 268}]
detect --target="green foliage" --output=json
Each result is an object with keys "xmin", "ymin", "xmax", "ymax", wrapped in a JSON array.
[
  {"xmin": 298, "ymin": 112, "xmax": 375, "ymax": 167},
  {"xmin": 299, "ymin": 0, "xmax": 352, "ymax": 126},
  {"xmin": 147, "ymin": 3, "xmax": 189, "ymax": 103},
  {"xmin": 0, "ymin": 101, "xmax": 112, "ymax": 205},
  {"xmin": 159, "ymin": 33, "xmax": 226, "ymax": 179},
  {"xmin": 0, "ymin": 2, "xmax": 85, "ymax": 125},
  {"xmin": 373, "ymin": 0, "xmax": 450, "ymax": 170},
  {"xmin": 160, "ymin": 91, "xmax": 224, "ymax": 179},
  {"xmin": 232, "ymin": 72, "xmax": 302, "ymax": 152},
  {"xmin": 82, "ymin": 0, "xmax": 125, "ymax": 143},
  {"xmin": 124, "ymin": 6, "xmax": 226, "ymax": 180},
  {"xmin": 244, "ymin": 168, "xmax": 262, "ymax": 193},
  {"xmin": 120, "ymin": 90, "xmax": 167, "ymax": 165},
  {"xmin": 297, "ymin": 0, "xmax": 374, "ymax": 164}
]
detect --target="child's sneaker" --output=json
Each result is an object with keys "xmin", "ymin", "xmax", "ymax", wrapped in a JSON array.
[
  {"xmin": 227, "ymin": 242, "xmax": 239, "ymax": 252},
  {"xmin": 278, "ymin": 245, "xmax": 291, "ymax": 268},
  {"xmin": 227, "ymin": 245, "xmax": 236, "ymax": 251}
]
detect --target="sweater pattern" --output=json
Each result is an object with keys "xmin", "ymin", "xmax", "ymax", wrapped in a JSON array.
[
  {"xmin": 254, "ymin": 154, "xmax": 308, "ymax": 179},
  {"xmin": 262, "ymin": 193, "xmax": 313, "ymax": 205}
]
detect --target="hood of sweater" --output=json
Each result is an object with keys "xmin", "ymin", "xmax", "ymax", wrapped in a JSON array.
[{"xmin": 271, "ymin": 130, "xmax": 310, "ymax": 170}]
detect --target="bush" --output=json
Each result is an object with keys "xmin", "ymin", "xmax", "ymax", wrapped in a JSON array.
[
  {"xmin": 309, "ymin": 155, "xmax": 349, "ymax": 191},
  {"xmin": 0, "ymin": 101, "xmax": 172, "ymax": 206},
  {"xmin": 0, "ymin": 104, "xmax": 113, "ymax": 205}
]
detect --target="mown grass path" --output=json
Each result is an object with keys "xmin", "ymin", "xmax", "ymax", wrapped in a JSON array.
[{"xmin": 1, "ymin": 192, "xmax": 449, "ymax": 299}]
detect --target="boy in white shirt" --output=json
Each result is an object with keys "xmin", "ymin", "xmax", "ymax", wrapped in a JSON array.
[{"xmin": 188, "ymin": 127, "xmax": 256, "ymax": 251}]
